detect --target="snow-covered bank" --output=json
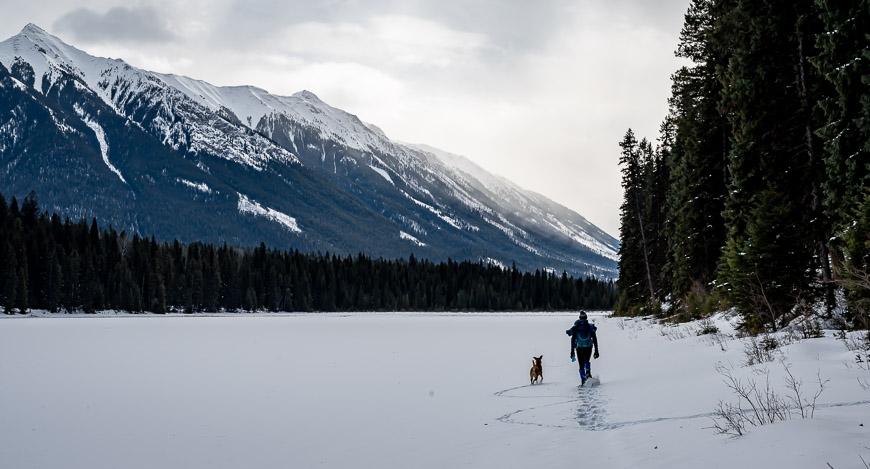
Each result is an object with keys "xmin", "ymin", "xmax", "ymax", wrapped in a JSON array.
[{"xmin": 0, "ymin": 312, "xmax": 867, "ymax": 468}]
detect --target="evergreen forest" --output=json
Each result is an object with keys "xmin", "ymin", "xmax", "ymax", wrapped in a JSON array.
[
  {"xmin": 616, "ymin": 0, "xmax": 868, "ymax": 331},
  {"xmin": 0, "ymin": 192, "xmax": 616, "ymax": 314}
]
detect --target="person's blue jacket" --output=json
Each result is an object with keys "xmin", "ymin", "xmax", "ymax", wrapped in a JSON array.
[{"xmin": 566, "ymin": 319, "xmax": 598, "ymax": 352}]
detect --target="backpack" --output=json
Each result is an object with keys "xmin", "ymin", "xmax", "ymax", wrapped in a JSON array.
[{"xmin": 574, "ymin": 323, "xmax": 595, "ymax": 348}]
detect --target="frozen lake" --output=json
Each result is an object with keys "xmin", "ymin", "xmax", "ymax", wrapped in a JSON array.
[{"xmin": 1, "ymin": 312, "xmax": 867, "ymax": 468}]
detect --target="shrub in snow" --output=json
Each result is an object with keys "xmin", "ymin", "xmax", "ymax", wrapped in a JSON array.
[
  {"xmin": 797, "ymin": 318, "xmax": 824, "ymax": 339},
  {"xmin": 711, "ymin": 364, "xmax": 789, "ymax": 437},
  {"xmin": 677, "ymin": 281, "xmax": 721, "ymax": 322},
  {"xmin": 840, "ymin": 330, "xmax": 870, "ymax": 390},
  {"xmin": 743, "ymin": 335, "xmax": 781, "ymax": 366},
  {"xmin": 696, "ymin": 319, "xmax": 720, "ymax": 336},
  {"xmin": 841, "ymin": 330, "xmax": 870, "ymax": 354},
  {"xmin": 711, "ymin": 361, "xmax": 827, "ymax": 437},
  {"xmin": 659, "ymin": 325, "xmax": 689, "ymax": 341},
  {"xmin": 783, "ymin": 304, "xmax": 827, "ymax": 339}
]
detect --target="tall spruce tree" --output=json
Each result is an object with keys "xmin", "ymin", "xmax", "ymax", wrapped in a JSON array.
[
  {"xmin": 664, "ymin": 0, "xmax": 730, "ymax": 311},
  {"xmin": 639, "ymin": 137, "xmax": 670, "ymax": 301},
  {"xmin": 716, "ymin": 0, "xmax": 828, "ymax": 330},
  {"xmin": 813, "ymin": 0, "xmax": 870, "ymax": 323},
  {"xmin": 2, "ymin": 242, "xmax": 18, "ymax": 314},
  {"xmin": 617, "ymin": 129, "xmax": 656, "ymax": 313}
]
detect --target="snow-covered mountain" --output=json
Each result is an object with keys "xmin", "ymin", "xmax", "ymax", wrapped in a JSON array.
[{"xmin": 0, "ymin": 24, "xmax": 618, "ymax": 278}]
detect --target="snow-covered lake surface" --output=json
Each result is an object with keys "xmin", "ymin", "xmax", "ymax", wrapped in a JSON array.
[{"xmin": 1, "ymin": 312, "xmax": 868, "ymax": 468}]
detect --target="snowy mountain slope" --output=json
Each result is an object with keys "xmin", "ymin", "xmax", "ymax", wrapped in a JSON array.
[
  {"xmin": 408, "ymin": 143, "xmax": 619, "ymax": 261},
  {"xmin": 0, "ymin": 24, "xmax": 297, "ymax": 170},
  {"xmin": 0, "ymin": 24, "xmax": 618, "ymax": 277},
  {"xmin": 157, "ymin": 73, "xmax": 394, "ymax": 157}
]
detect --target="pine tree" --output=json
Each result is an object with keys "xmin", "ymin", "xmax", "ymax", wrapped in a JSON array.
[
  {"xmin": 244, "ymin": 286, "xmax": 258, "ymax": 312},
  {"xmin": 616, "ymin": 129, "xmax": 655, "ymax": 313},
  {"xmin": 642, "ymin": 137, "xmax": 670, "ymax": 300},
  {"xmin": 21, "ymin": 191, "xmax": 39, "ymax": 227},
  {"xmin": 15, "ymin": 263, "xmax": 28, "ymax": 314},
  {"xmin": 203, "ymin": 253, "xmax": 221, "ymax": 312},
  {"xmin": 813, "ymin": 0, "xmax": 870, "ymax": 323},
  {"xmin": 45, "ymin": 253, "xmax": 62, "ymax": 312},
  {"xmin": 716, "ymin": 0, "xmax": 826, "ymax": 330},
  {"xmin": 664, "ymin": 0, "xmax": 730, "ymax": 310},
  {"xmin": 155, "ymin": 279, "xmax": 168, "ymax": 314},
  {"xmin": 2, "ymin": 244, "xmax": 18, "ymax": 314}
]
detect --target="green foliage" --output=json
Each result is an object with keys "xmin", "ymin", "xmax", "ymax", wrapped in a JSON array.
[
  {"xmin": 678, "ymin": 282, "xmax": 722, "ymax": 322},
  {"xmin": 719, "ymin": 188, "xmax": 818, "ymax": 329}
]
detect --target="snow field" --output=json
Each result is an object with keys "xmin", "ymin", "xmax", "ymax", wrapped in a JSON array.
[
  {"xmin": 236, "ymin": 193, "xmax": 301, "ymax": 233},
  {"xmin": 0, "ymin": 312, "xmax": 867, "ymax": 468}
]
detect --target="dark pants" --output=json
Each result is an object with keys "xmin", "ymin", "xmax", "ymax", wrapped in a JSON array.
[{"xmin": 575, "ymin": 346, "xmax": 593, "ymax": 379}]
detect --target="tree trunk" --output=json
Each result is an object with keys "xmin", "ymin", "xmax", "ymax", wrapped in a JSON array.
[{"xmin": 633, "ymin": 189, "xmax": 656, "ymax": 302}]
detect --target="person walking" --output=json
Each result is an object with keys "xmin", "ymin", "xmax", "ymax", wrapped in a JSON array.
[{"xmin": 566, "ymin": 311, "xmax": 599, "ymax": 385}]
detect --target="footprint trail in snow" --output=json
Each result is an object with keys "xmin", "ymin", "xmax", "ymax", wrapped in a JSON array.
[
  {"xmin": 573, "ymin": 380, "xmax": 609, "ymax": 430},
  {"xmin": 494, "ymin": 381, "xmax": 610, "ymax": 430}
]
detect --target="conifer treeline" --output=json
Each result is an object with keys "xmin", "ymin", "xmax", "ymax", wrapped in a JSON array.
[
  {"xmin": 617, "ymin": 0, "xmax": 868, "ymax": 331},
  {"xmin": 0, "ymin": 193, "xmax": 616, "ymax": 313}
]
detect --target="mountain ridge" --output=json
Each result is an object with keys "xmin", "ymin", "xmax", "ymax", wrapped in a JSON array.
[{"xmin": 0, "ymin": 23, "xmax": 618, "ymax": 278}]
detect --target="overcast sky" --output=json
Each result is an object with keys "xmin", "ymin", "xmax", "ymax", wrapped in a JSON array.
[{"xmin": 0, "ymin": 0, "xmax": 690, "ymax": 235}]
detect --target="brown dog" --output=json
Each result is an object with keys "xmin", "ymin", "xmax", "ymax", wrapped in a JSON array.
[{"xmin": 529, "ymin": 355, "xmax": 543, "ymax": 384}]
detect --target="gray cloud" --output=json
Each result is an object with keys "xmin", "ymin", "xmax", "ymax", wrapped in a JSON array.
[
  {"xmin": 375, "ymin": 0, "xmax": 575, "ymax": 54},
  {"xmin": 598, "ymin": 0, "xmax": 690, "ymax": 30},
  {"xmin": 215, "ymin": 0, "xmax": 575, "ymax": 57},
  {"xmin": 53, "ymin": 6, "xmax": 176, "ymax": 43},
  {"xmin": 214, "ymin": 0, "xmax": 688, "ymax": 56}
]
